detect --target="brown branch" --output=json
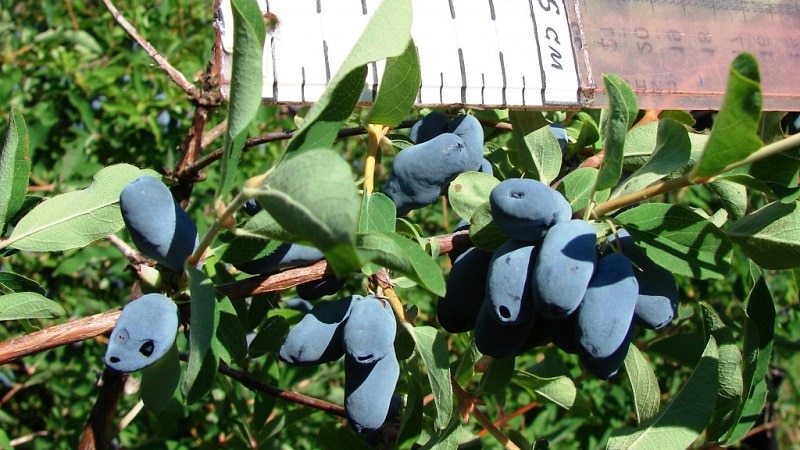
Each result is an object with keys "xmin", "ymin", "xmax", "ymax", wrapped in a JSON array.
[
  {"xmin": 216, "ymin": 230, "xmax": 470, "ymax": 300},
  {"xmin": 78, "ymin": 369, "xmax": 128, "ymax": 450},
  {"xmin": 476, "ymin": 401, "xmax": 539, "ymax": 438},
  {"xmin": 216, "ymin": 361, "xmax": 347, "ymax": 418},
  {"xmin": 216, "ymin": 260, "xmax": 332, "ymax": 300},
  {"xmin": 99, "ymin": 0, "xmax": 200, "ymax": 99},
  {"xmin": 1, "ymin": 231, "xmax": 470, "ymax": 365},
  {"xmin": 183, "ymin": 119, "xmax": 418, "ymax": 183},
  {"xmin": 0, "ymin": 310, "xmax": 121, "ymax": 366}
]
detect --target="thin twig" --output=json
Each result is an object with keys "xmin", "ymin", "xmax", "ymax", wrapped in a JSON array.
[
  {"xmin": 99, "ymin": 0, "xmax": 200, "ymax": 99},
  {"xmin": 742, "ymin": 419, "xmax": 782, "ymax": 439},
  {"xmin": 117, "ymin": 399, "xmax": 145, "ymax": 432},
  {"xmin": 216, "ymin": 361, "xmax": 347, "ymax": 418},
  {"xmin": 201, "ymin": 119, "xmax": 229, "ymax": 150},
  {"xmin": 9, "ymin": 431, "xmax": 49, "ymax": 447},
  {"xmin": 184, "ymin": 120, "xmax": 418, "ymax": 182},
  {"xmin": 470, "ymin": 407, "xmax": 522, "ymax": 450},
  {"xmin": 106, "ymin": 234, "xmax": 148, "ymax": 265},
  {"xmin": 476, "ymin": 401, "xmax": 539, "ymax": 438}
]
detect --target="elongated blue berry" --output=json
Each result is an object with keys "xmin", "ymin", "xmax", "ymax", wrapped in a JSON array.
[
  {"xmin": 105, "ymin": 293, "xmax": 179, "ymax": 373},
  {"xmin": 577, "ymin": 253, "xmax": 638, "ymax": 359},
  {"xmin": 279, "ymin": 295, "xmax": 356, "ymax": 366},
  {"xmin": 342, "ymin": 295, "xmax": 396, "ymax": 364},
  {"xmin": 490, "ymin": 178, "xmax": 572, "ymax": 243},
  {"xmin": 532, "ymin": 219, "xmax": 597, "ymax": 319},
  {"xmin": 120, "ymin": 176, "xmax": 198, "ymax": 272},
  {"xmin": 486, "ymin": 239, "xmax": 535, "ymax": 324}
]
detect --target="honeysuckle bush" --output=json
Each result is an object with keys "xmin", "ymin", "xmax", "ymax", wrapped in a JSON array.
[{"xmin": 1, "ymin": 0, "xmax": 800, "ymax": 449}]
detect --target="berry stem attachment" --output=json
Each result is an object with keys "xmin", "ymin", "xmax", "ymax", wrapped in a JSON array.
[
  {"xmin": 364, "ymin": 124, "xmax": 390, "ymax": 194},
  {"xmin": 375, "ymin": 268, "xmax": 409, "ymax": 323},
  {"xmin": 451, "ymin": 378, "xmax": 522, "ymax": 450},
  {"xmin": 186, "ymin": 191, "xmax": 248, "ymax": 267}
]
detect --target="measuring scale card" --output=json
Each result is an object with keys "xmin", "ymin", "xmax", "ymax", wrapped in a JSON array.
[{"xmin": 215, "ymin": 0, "xmax": 800, "ymax": 110}]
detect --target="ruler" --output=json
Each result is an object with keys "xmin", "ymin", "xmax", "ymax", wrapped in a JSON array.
[{"xmin": 215, "ymin": 0, "xmax": 800, "ymax": 110}]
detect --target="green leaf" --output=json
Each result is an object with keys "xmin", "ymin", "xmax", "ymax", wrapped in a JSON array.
[
  {"xmin": 357, "ymin": 192, "xmax": 396, "ymax": 234},
  {"xmin": 247, "ymin": 315, "xmax": 289, "ymax": 359},
  {"xmin": 213, "ymin": 232, "xmax": 279, "ymax": 265},
  {"xmin": 571, "ymin": 112, "xmax": 600, "ymax": 152},
  {"xmin": 447, "ymin": 172, "xmax": 499, "ymax": 223},
  {"xmin": 726, "ymin": 201, "xmax": 800, "ymax": 270},
  {"xmin": 412, "ymin": 326, "xmax": 453, "ymax": 431},
  {"xmin": 4, "ymin": 164, "xmax": 156, "ymax": 252},
  {"xmin": 0, "ymin": 292, "xmax": 66, "ymax": 321},
  {"xmin": 747, "ymin": 145, "xmax": 800, "ymax": 191},
  {"xmin": 256, "ymin": 149, "xmax": 360, "ymax": 275},
  {"xmin": 722, "ymin": 278, "xmax": 773, "ymax": 446},
  {"xmin": 595, "ymin": 74, "xmax": 637, "ymax": 191},
  {"xmin": 319, "ymin": 422, "xmax": 375, "ymax": 450},
  {"xmin": 367, "ymin": 39, "xmax": 420, "ymax": 126},
  {"xmin": 658, "ymin": 110, "xmax": 696, "ymax": 127},
  {"xmin": 615, "ymin": 203, "xmax": 733, "ymax": 279},
  {"xmin": 689, "ymin": 53, "xmax": 763, "ymax": 180},
  {"xmin": 607, "ymin": 337, "xmax": 719, "ymax": 450},
  {"xmin": 624, "ymin": 345, "xmax": 660, "ymax": 424},
  {"xmin": 722, "ymin": 379, "xmax": 768, "ymax": 446},
  {"xmin": 241, "ymin": 208, "xmax": 297, "ymax": 242},
  {"xmin": 357, "ymin": 231, "xmax": 445, "ymax": 296},
  {"xmin": 646, "ymin": 332, "xmax": 707, "ymax": 368},
  {"xmin": 0, "ymin": 107, "xmax": 31, "ymax": 229},
  {"xmin": 700, "ymin": 303, "xmax": 744, "ymax": 441},
  {"xmin": 511, "ymin": 371, "xmax": 576, "ymax": 410},
  {"xmin": 707, "ymin": 179, "xmax": 747, "ymax": 221},
  {"xmin": 509, "ymin": 110, "xmax": 561, "ymax": 185},
  {"xmin": 62, "ymin": 30, "xmax": 103, "ymax": 54},
  {"xmin": 286, "ymin": 0, "xmax": 412, "ymax": 153},
  {"xmin": 0, "ymin": 272, "xmax": 45, "ymax": 295},
  {"xmin": 218, "ymin": 0, "xmax": 265, "ymax": 199},
  {"xmin": 555, "ymin": 167, "xmax": 609, "ymax": 213},
  {"xmin": 216, "ymin": 297, "xmax": 248, "ymax": 366},
  {"xmin": 611, "ymin": 119, "xmax": 691, "ymax": 199},
  {"xmin": 141, "ymin": 342, "xmax": 180, "ymax": 413},
  {"xmin": 621, "ymin": 121, "xmax": 659, "ymax": 169},
  {"xmin": 469, "ymin": 201, "xmax": 507, "ymax": 252},
  {"xmin": 722, "ymin": 277, "xmax": 775, "ymax": 447},
  {"xmin": 743, "ymin": 278, "xmax": 775, "ymax": 390},
  {"xmin": 182, "ymin": 267, "xmax": 220, "ymax": 404},
  {"xmin": 478, "ymin": 357, "xmax": 515, "ymax": 395}
]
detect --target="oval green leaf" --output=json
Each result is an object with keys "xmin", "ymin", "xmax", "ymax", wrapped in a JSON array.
[
  {"xmin": 182, "ymin": 267, "xmax": 220, "ymax": 404},
  {"xmin": 218, "ymin": 0, "xmax": 266, "ymax": 199},
  {"xmin": 448, "ymin": 171, "xmax": 499, "ymax": 223},
  {"xmin": 256, "ymin": 149, "xmax": 361, "ymax": 276},
  {"xmin": 357, "ymin": 231, "xmax": 445, "ymax": 297},
  {"xmin": 5, "ymin": 164, "xmax": 157, "ymax": 252},
  {"xmin": 689, "ymin": 53, "xmax": 763, "ymax": 180},
  {"xmin": 726, "ymin": 201, "xmax": 800, "ymax": 270},
  {"xmin": 0, "ymin": 292, "xmax": 66, "ymax": 321},
  {"xmin": 412, "ymin": 326, "xmax": 453, "ymax": 431},
  {"xmin": 624, "ymin": 345, "xmax": 661, "ymax": 424},
  {"xmin": 0, "ymin": 107, "xmax": 31, "ymax": 228},
  {"xmin": 607, "ymin": 337, "xmax": 719, "ymax": 450},
  {"xmin": 615, "ymin": 203, "xmax": 733, "ymax": 279}
]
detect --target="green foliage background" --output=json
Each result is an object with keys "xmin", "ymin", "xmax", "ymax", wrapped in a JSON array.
[{"xmin": 1, "ymin": 1, "xmax": 800, "ymax": 449}]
